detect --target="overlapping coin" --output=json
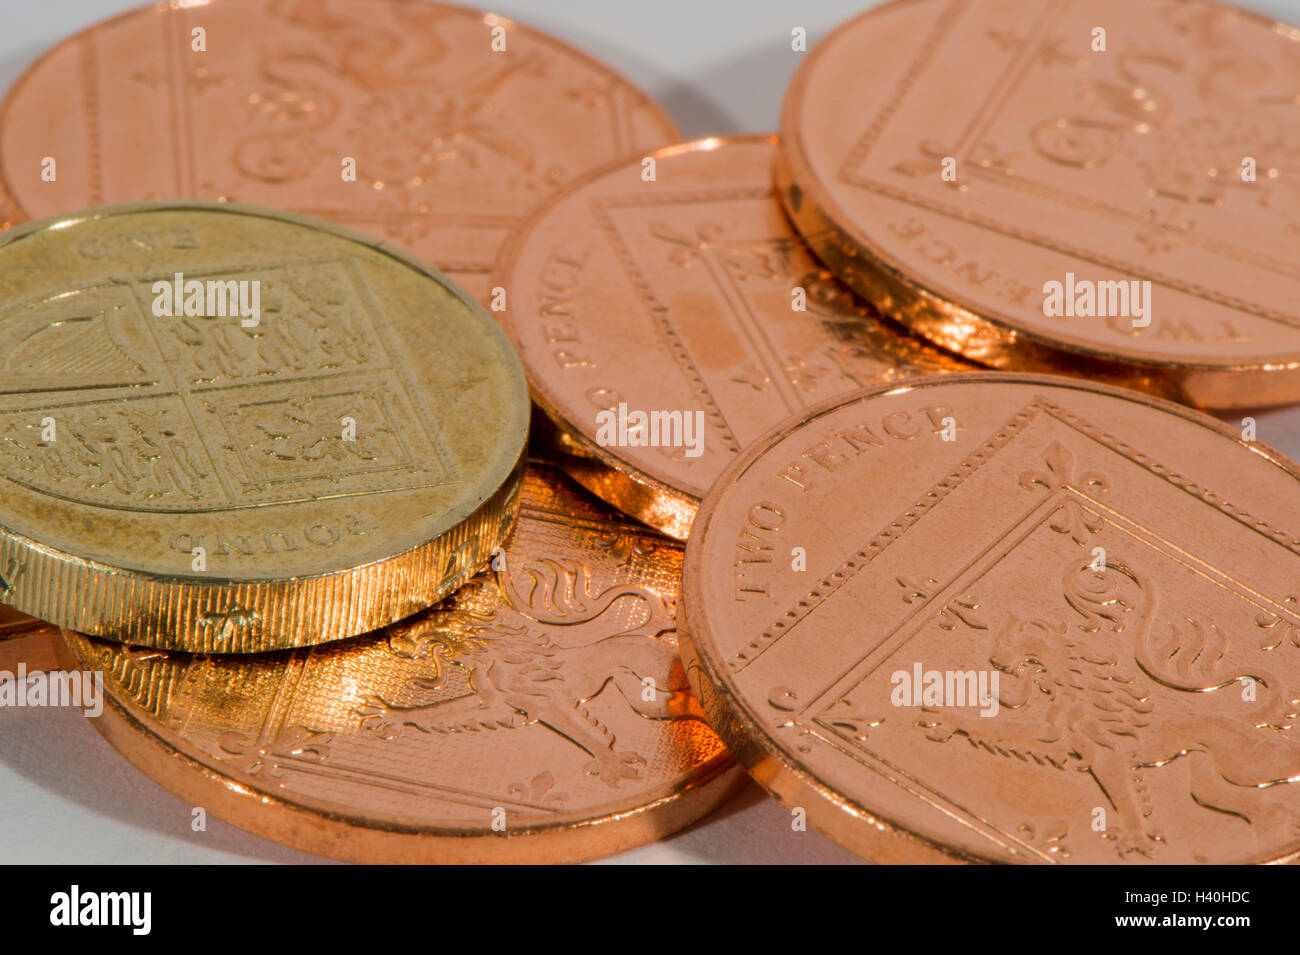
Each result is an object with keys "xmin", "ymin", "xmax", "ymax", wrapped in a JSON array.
[
  {"xmin": 0, "ymin": 0, "xmax": 680, "ymax": 303},
  {"xmin": 0, "ymin": 201, "xmax": 528, "ymax": 652},
  {"xmin": 682, "ymin": 372, "xmax": 1300, "ymax": 863},
  {"xmin": 0, "ymin": 604, "xmax": 58, "ymax": 672},
  {"xmin": 495, "ymin": 135, "xmax": 968, "ymax": 538},
  {"xmin": 60, "ymin": 463, "xmax": 739, "ymax": 864},
  {"xmin": 777, "ymin": 0, "xmax": 1300, "ymax": 407}
]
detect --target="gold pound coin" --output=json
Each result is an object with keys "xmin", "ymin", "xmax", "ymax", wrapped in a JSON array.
[
  {"xmin": 683, "ymin": 372, "xmax": 1300, "ymax": 864},
  {"xmin": 0, "ymin": 202, "xmax": 528, "ymax": 652},
  {"xmin": 60, "ymin": 463, "xmax": 740, "ymax": 864}
]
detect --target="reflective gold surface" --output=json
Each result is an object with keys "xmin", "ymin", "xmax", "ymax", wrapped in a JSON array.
[
  {"xmin": 0, "ymin": 201, "xmax": 529, "ymax": 651},
  {"xmin": 61, "ymin": 464, "xmax": 739, "ymax": 863},
  {"xmin": 683, "ymin": 372, "xmax": 1300, "ymax": 863}
]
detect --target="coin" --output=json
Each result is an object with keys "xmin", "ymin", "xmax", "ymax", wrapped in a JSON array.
[
  {"xmin": 60, "ymin": 462, "xmax": 740, "ymax": 864},
  {"xmin": 494, "ymin": 136, "xmax": 969, "ymax": 539},
  {"xmin": 681, "ymin": 372, "xmax": 1300, "ymax": 864},
  {"xmin": 0, "ymin": 0, "xmax": 680, "ymax": 304},
  {"xmin": 0, "ymin": 604, "xmax": 59, "ymax": 671},
  {"xmin": 0, "ymin": 201, "xmax": 529, "ymax": 652},
  {"xmin": 777, "ymin": 0, "xmax": 1300, "ymax": 408}
]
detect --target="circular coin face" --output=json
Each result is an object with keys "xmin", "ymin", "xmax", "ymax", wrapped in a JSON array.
[
  {"xmin": 495, "ymin": 136, "xmax": 968, "ymax": 539},
  {"xmin": 682, "ymin": 372, "xmax": 1300, "ymax": 864},
  {"xmin": 777, "ymin": 0, "xmax": 1300, "ymax": 408},
  {"xmin": 0, "ymin": 202, "xmax": 528, "ymax": 652},
  {"xmin": 0, "ymin": 0, "xmax": 680, "ymax": 303},
  {"xmin": 61, "ymin": 463, "xmax": 739, "ymax": 864}
]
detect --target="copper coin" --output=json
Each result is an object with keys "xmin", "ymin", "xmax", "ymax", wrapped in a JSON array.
[
  {"xmin": 494, "ymin": 135, "xmax": 970, "ymax": 539},
  {"xmin": 777, "ymin": 0, "xmax": 1300, "ymax": 408},
  {"xmin": 682, "ymin": 371, "xmax": 1300, "ymax": 864},
  {"xmin": 60, "ymin": 463, "xmax": 740, "ymax": 864},
  {"xmin": 0, "ymin": 0, "xmax": 679, "ymax": 304},
  {"xmin": 0, "ymin": 604, "xmax": 59, "ymax": 671}
]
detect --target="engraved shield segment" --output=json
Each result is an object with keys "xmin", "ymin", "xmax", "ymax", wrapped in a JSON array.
[
  {"xmin": 142, "ymin": 260, "xmax": 383, "ymax": 388},
  {"xmin": 0, "ymin": 398, "xmax": 220, "ymax": 509},
  {"xmin": 787, "ymin": 398, "xmax": 1300, "ymax": 862},
  {"xmin": 832, "ymin": 0, "xmax": 1300, "ymax": 336},
  {"xmin": 0, "ymin": 281, "xmax": 163, "ymax": 398},
  {"xmin": 0, "ymin": 257, "xmax": 450, "ymax": 511},
  {"xmin": 201, "ymin": 374, "xmax": 446, "ymax": 501},
  {"xmin": 596, "ymin": 189, "xmax": 947, "ymax": 455}
]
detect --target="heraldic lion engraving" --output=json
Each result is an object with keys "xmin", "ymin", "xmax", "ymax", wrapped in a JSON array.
[
  {"xmin": 917, "ymin": 558, "xmax": 1300, "ymax": 858},
  {"xmin": 355, "ymin": 558, "xmax": 702, "ymax": 786}
]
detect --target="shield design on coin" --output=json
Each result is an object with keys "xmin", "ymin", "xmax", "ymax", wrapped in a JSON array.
[
  {"xmin": 773, "ymin": 395, "xmax": 1300, "ymax": 863},
  {"xmin": 0, "ymin": 255, "xmax": 451, "ymax": 512}
]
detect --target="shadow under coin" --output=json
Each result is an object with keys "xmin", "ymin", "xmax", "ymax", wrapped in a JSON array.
[
  {"xmin": 0, "ymin": 704, "xmax": 332, "ymax": 863},
  {"xmin": 661, "ymin": 777, "xmax": 869, "ymax": 864}
]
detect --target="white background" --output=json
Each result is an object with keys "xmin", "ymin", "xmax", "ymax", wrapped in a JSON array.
[{"xmin": 1, "ymin": 0, "xmax": 1299, "ymax": 864}]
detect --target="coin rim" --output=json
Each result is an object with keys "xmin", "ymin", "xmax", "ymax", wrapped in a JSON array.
[
  {"xmin": 776, "ymin": 0, "xmax": 1300, "ymax": 409},
  {"xmin": 494, "ymin": 133, "xmax": 792, "ymax": 541},
  {"xmin": 0, "ymin": 0, "xmax": 683, "ymax": 228},
  {"xmin": 680, "ymin": 369, "xmax": 1300, "ymax": 864},
  {"xmin": 0, "ymin": 199, "xmax": 530, "ymax": 651},
  {"xmin": 59, "ymin": 518, "xmax": 745, "ymax": 865}
]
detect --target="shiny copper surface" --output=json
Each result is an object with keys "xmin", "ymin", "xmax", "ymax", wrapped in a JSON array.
[
  {"xmin": 0, "ymin": 0, "xmax": 680, "ymax": 303},
  {"xmin": 62, "ymin": 464, "xmax": 740, "ymax": 864},
  {"xmin": 495, "ymin": 136, "xmax": 969, "ymax": 538},
  {"xmin": 0, "ymin": 604, "xmax": 59, "ymax": 671},
  {"xmin": 683, "ymin": 372, "xmax": 1300, "ymax": 863},
  {"xmin": 778, "ymin": 0, "xmax": 1300, "ymax": 408}
]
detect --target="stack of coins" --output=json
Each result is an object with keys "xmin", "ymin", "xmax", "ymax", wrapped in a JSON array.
[{"xmin": 2, "ymin": 0, "xmax": 1299, "ymax": 866}]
